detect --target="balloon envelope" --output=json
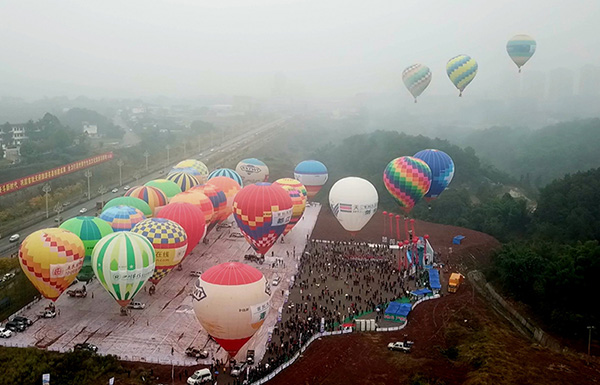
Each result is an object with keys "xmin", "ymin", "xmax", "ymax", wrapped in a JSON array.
[
  {"xmin": 156, "ymin": 202, "xmax": 205, "ymax": 257},
  {"xmin": 192, "ymin": 262, "xmax": 270, "ymax": 357},
  {"xmin": 208, "ymin": 168, "xmax": 243, "ymax": 187},
  {"xmin": 383, "ymin": 156, "xmax": 432, "ymax": 213},
  {"xmin": 294, "ymin": 160, "xmax": 328, "ymax": 199},
  {"xmin": 233, "ymin": 183, "xmax": 293, "ymax": 255},
  {"xmin": 126, "ymin": 185, "xmax": 169, "ymax": 214},
  {"xmin": 402, "ymin": 64, "xmax": 432, "ymax": 102},
  {"xmin": 207, "ymin": 176, "xmax": 241, "ymax": 221},
  {"xmin": 413, "ymin": 149, "xmax": 455, "ymax": 201},
  {"xmin": 507, "ymin": 34, "xmax": 536, "ymax": 71},
  {"xmin": 144, "ymin": 179, "xmax": 182, "ymax": 199},
  {"xmin": 166, "ymin": 172, "xmax": 200, "ymax": 192},
  {"xmin": 19, "ymin": 228, "xmax": 85, "ymax": 301},
  {"xmin": 189, "ymin": 184, "xmax": 227, "ymax": 226},
  {"xmin": 236, "ymin": 158, "xmax": 269, "ymax": 185},
  {"xmin": 446, "ymin": 55, "xmax": 478, "ymax": 96},
  {"xmin": 171, "ymin": 160, "xmax": 209, "ymax": 184},
  {"xmin": 328, "ymin": 177, "xmax": 378, "ymax": 235},
  {"xmin": 92, "ymin": 231, "xmax": 155, "ymax": 307},
  {"xmin": 103, "ymin": 196, "xmax": 152, "ymax": 217},
  {"xmin": 99, "ymin": 205, "xmax": 146, "ymax": 232},
  {"xmin": 170, "ymin": 190, "xmax": 214, "ymax": 229},
  {"xmin": 273, "ymin": 178, "xmax": 307, "ymax": 236}
]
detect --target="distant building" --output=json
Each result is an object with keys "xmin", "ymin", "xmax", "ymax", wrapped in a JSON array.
[
  {"xmin": 0, "ymin": 123, "xmax": 28, "ymax": 148},
  {"xmin": 579, "ymin": 65, "xmax": 600, "ymax": 96},
  {"xmin": 83, "ymin": 122, "xmax": 98, "ymax": 138}
]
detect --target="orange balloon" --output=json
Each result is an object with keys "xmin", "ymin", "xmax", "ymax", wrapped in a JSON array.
[
  {"xmin": 207, "ymin": 176, "xmax": 241, "ymax": 220},
  {"xmin": 170, "ymin": 190, "xmax": 214, "ymax": 228}
]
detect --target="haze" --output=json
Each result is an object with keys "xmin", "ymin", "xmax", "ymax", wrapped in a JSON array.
[{"xmin": 1, "ymin": 0, "xmax": 599, "ymax": 100}]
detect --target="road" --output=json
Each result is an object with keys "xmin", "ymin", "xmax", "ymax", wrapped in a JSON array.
[{"xmin": 0, "ymin": 117, "xmax": 288, "ymax": 256}]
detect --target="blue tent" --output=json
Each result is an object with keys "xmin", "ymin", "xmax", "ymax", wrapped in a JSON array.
[
  {"xmin": 411, "ymin": 288, "xmax": 432, "ymax": 297},
  {"xmin": 427, "ymin": 268, "xmax": 441, "ymax": 290},
  {"xmin": 453, "ymin": 235, "xmax": 465, "ymax": 245},
  {"xmin": 384, "ymin": 302, "xmax": 412, "ymax": 322}
]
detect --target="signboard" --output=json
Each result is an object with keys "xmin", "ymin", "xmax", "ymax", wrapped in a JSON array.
[
  {"xmin": 0, "ymin": 152, "xmax": 114, "ymax": 196},
  {"xmin": 42, "ymin": 373, "xmax": 50, "ymax": 385}
]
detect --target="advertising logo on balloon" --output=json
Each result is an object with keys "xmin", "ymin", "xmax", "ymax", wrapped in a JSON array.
[
  {"xmin": 192, "ymin": 281, "xmax": 207, "ymax": 302},
  {"xmin": 111, "ymin": 267, "xmax": 154, "ymax": 283},
  {"xmin": 239, "ymin": 165, "xmax": 261, "ymax": 174},
  {"xmin": 272, "ymin": 208, "xmax": 293, "ymax": 225},
  {"xmin": 49, "ymin": 260, "xmax": 84, "ymax": 279},
  {"xmin": 251, "ymin": 300, "xmax": 270, "ymax": 325}
]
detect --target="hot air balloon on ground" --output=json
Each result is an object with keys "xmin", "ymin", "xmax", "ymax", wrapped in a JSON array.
[
  {"xmin": 383, "ymin": 156, "xmax": 432, "ymax": 213},
  {"xmin": 92, "ymin": 232, "xmax": 155, "ymax": 308},
  {"xmin": 170, "ymin": 190, "xmax": 214, "ymax": 231},
  {"xmin": 19, "ymin": 228, "xmax": 85, "ymax": 301},
  {"xmin": 413, "ymin": 149, "xmax": 455, "ymax": 201},
  {"xmin": 131, "ymin": 218, "xmax": 187, "ymax": 286},
  {"xmin": 507, "ymin": 34, "xmax": 536, "ymax": 72},
  {"xmin": 402, "ymin": 64, "xmax": 432, "ymax": 103},
  {"xmin": 207, "ymin": 176, "xmax": 241, "ymax": 221},
  {"xmin": 125, "ymin": 185, "xmax": 169, "ymax": 214},
  {"xmin": 233, "ymin": 183, "xmax": 293, "ymax": 256},
  {"xmin": 208, "ymin": 168, "xmax": 243, "ymax": 187},
  {"xmin": 446, "ymin": 55, "xmax": 478, "ymax": 96},
  {"xmin": 59, "ymin": 217, "xmax": 113, "ymax": 281},
  {"xmin": 294, "ymin": 160, "xmax": 328, "ymax": 199},
  {"xmin": 272, "ymin": 178, "xmax": 307, "ymax": 236},
  {"xmin": 328, "ymin": 177, "xmax": 378, "ymax": 236},
  {"xmin": 144, "ymin": 179, "xmax": 182, "ymax": 200},
  {"xmin": 189, "ymin": 184, "xmax": 227, "ymax": 228},
  {"xmin": 99, "ymin": 205, "xmax": 146, "ymax": 232},
  {"xmin": 236, "ymin": 158, "xmax": 269, "ymax": 186},
  {"xmin": 192, "ymin": 262, "xmax": 270, "ymax": 357},
  {"xmin": 170, "ymin": 160, "xmax": 209, "ymax": 184},
  {"xmin": 156, "ymin": 202, "xmax": 205, "ymax": 257},
  {"xmin": 103, "ymin": 196, "xmax": 153, "ymax": 217},
  {"xmin": 166, "ymin": 172, "xmax": 200, "ymax": 192}
]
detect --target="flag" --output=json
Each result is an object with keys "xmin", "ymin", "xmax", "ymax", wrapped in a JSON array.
[{"xmin": 339, "ymin": 203, "xmax": 352, "ymax": 212}]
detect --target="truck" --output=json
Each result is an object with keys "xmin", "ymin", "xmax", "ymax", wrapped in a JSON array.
[
  {"xmin": 387, "ymin": 341, "xmax": 413, "ymax": 353},
  {"xmin": 448, "ymin": 273, "xmax": 464, "ymax": 293}
]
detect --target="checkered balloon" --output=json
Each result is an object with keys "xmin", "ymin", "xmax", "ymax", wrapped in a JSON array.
[{"xmin": 383, "ymin": 156, "xmax": 432, "ymax": 213}]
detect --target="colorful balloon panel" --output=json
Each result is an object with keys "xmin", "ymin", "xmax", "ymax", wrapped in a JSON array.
[
  {"xmin": 328, "ymin": 177, "xmax": 378, "ymax": 235},
  {"xmin": 189, "ymin": 184, "xmax": 227, "ymax": 225},
  {"xmin": 125, "ymin": 185, "xmax": 169, "ymax": 213},
  {"xmin": 413, "ymin": 149, "xmax": 455, "ymax": 201},
  {"xmin": 166, "ymin": 172, "xmax": 200, "ymax": 192},
  {"xmin": 236, "ymin": 158, "xmax": 269, "ymax": 186},
  {"xmin": 273, "ymin": 178, "xmax": 307, "ymax": 236},
  {"xmin": 383, "ymin": 156, "xmax": 432, "ymax": 213},
  {"xmin": 19, "ymin": 228, "xmax": 85, "ymax": 301},
  {"xmin": 208, "ymin": 168, "xmax": 243, "ymax": 187},
  {"xmin": 233, "ymin": 183, "xmax": 293, "ymax": 255},
  {"xmin": 207, "ymin": 176, "xmax": 241, "ymax": 220},
  {"xmin": 507, "ymin": 34, "xmax": 536, "ymax": 72},
  {"xmin": 446, "ymin": 55, "xmax": 478, "ymax": 96},
  {"xmin": 294, "ymin": 160, "xmax": 328, "ymax": 199},
  {"xmin": 99, "ymin": 205, "xmax": 146, "ymax": 232},
  {"xmin": 170, "ymin": 190, "xmax": 214, "ymax": 229},
  {"xmin": 156, "ymin": 202, "xmax": 205, "ymax": 257},
  {"xmin": 103, "ymin": 196, "xmax": 153, "ymax": 217},
  {"xmin": 192, "ymin": 262, "xmax": 270, "ymax": 357},
  {"xmin": 171, "ymin": 160, "xmax": 209, "ymax": 184},
  {"xmin": 144, "ymin": 179, "xmax": 182, "ymax": 199},
  {"xmin": 131, "ymin": 218, "xmax": 188, "ymax": 285},
  {"xmin": 402, "ymin": 64, "xmax": 432, "ymax": 102},
  {"xmin": 92, "ymin": 232, "xmax": 155, "ymax": 307}
]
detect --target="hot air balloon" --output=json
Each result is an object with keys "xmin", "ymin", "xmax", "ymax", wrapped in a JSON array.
[
  {"xmin": 59, "ymin": 217, "xmax": 113, "ymax": 281},
  {"xmin": 144, "ymin": 179, "xmax": 182, "ymax": 200},
  {"xmin": 383, "ymin": 156, "xmax": 432, "ymax": 213},
  {"xmin": 166, "ymin": 172, "xmax": 200, "ymax": 192},
  {"xmin": 208, "ymin": 168, "xmax": 243, "ymax": 187},
  {"xmin": 170, "ymin": 190, "xmax": 214, "ymax": 230},
  {"xmin": 19, "ymin": 228, "xmax": 85, "ymax": 301},
  {"xmin": 507, "ymin": 34, "xmax": 536, "ymax": 72},
  {"xmin": 272, "ymin": 178, "xmax": 307, "ymax": 236},
  {"xmin": 413, "ymin": 149, "xmax": 455, "ymax": 201},
  {"xmin": 192, "ymin": 262, "xmax": 270, "ymax": 357},
  {"xmin": 92, "ymin": 232, "xmax": 155, "ymax": 307},
  {"xmin": 402, "ymin": 64, "xmax": 432, "ymax": 103},
  {"xmin": 189, "ymin": 184, "xmax": 227, "ymax": 228},
  {"xmin": 156, "ymin": 202, "xmax": 205, "ymax": 257},
  {"xmin": 233, "ymin": 183, "xmax": 293, "ymax": 255},
  {"xmin": 446, "ymin": 55, "xmax": 478, "ymax": 96},
  {"xmin": 99, "ymin": 205, "xmax": 146, "ymax": 232},
  {"xmin": 207, "ymin": 176, "xmax": 241, "ymax": 221},
  {"xmin": 125, "ymin": 185, "xmax": 169, "ymax": 214},
  {"xmin": 236, "ymin": 158, "xmax": 269, "ymax": 185},
  {"xmin": 328, "ymin": 177, "xmax": 378, "ymax": 236},
  {"xmin": 131, "ymin": 218, "xmax": 187, "ymax": 285},
  {"xmin": 103, "ymin": 196, "xmax": 153, "ymax": 217},
  {"xmin": 170, "ymin": 160, "xmax": 209, "ymax": 184},
  {"xmin": 293, "ymin": 160, "xmax": 328, "ymax": 199}
]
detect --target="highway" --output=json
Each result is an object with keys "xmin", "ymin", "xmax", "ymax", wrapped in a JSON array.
[{"xmin": 0, "ymin": 117, "xmax": 288, "ymax": 256}]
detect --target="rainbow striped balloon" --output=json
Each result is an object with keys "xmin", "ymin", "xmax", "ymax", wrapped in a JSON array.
[
  {"xmin": 125, "ymin": 185, "xmax": 169, "ymax": 213},
  {"xmin": 507, "ymin": 34, "xmax": 536, "ymax": 72},
  {"xmin": 98, "ymin": 205, "xmax": 146, "ymax": 232},
  {"xmin": 446, "ymin": 55, "xmax": 478, "ymax": 96},
  {"xmin": 272, "ymin": 178, "xmax": 307, "ymax": 236},
  {"xmin": 402, "ymin": 64, "xmax": 432, "ymax": 103},
  {"xmin": 383, "ymin": 156, "xmax": 432, "ymax": 213}
]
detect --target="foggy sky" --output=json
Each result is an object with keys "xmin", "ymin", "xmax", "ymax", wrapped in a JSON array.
[{"xmin": 1, "ymin": 0, "xmax": 599, "ymax": 100}]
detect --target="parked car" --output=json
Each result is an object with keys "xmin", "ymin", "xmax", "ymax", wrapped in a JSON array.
[
  {"xmin": 231, "ymin": 362, "xmax": 246, "ymax": 377},
  {"xmin": 272, "ymin": 276, "xmax": 281, "ymax": 286},
  {"xmin": 123, "ymin": 185, "xmax": 130, "ymax": 191},
  {"xmin": 13, "ymin": 316, "xmax": 33, "ymax": 326},
  {"xmin": 127, "ymin": 301, "xmax": 146, "ymax": 310},
  {"xmin": 74, "ymin": 342, "xmax": 98, "ymax": 353},
  {"xmin": 79, "ymin": 207, "xmax": 88, "ymax": 214},
  {"xmin": 0, "ymin": 327, "xmax": 13, "ymax": 338},
  {"xmin": 54, "ymin": 216, "xmax": 63, "ymax": 223},
  {"xmin": 189, "ymin": 271, "xmax": 202, "ymax": 277},
  {"xmin": 2, "ymin": 272, "xmax": 16, "ymax": 282},
  {"xmin": 246, "ymin": 349, "xmax": 255, "ymax": 365},
  {"xmin": 62, "ymin": 201, "xmax": 70, "ymax": 207},
  {"xmin": 185, "ymin": 347, "xmax": 208, "ymax": 359},
  {"xmin": 9, "ymin": 234, "xmax": 20, "ymax": 242},
  {"xmin": 387, "ymin": 341, "xmax": 413, "ymax": 353},
  {"xmin": 187, "ymin": 369, "xmax": 212, "ymax": 384},
  {"xmin": 41, "ymin": 310, "xmax": 56, "ymax": 318},
  {"xmin": 5, "ymin": 321, "xmax": 26, "ymax": 332},
  {"xmin": 66, "ymin": 288, "xmax": 87, "ymax": 298},
  {"xmin": 111, "ymin": 188, "xmax": 119, "ymax": 193}
]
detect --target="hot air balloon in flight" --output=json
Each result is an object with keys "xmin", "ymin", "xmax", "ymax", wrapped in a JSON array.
[
  {"xmin": 413, "ymin": 149, "xmax": 455, "ymax": 201},
  {"xmin": 170, "ymin": 160, "xmax": 209, "ymax": 184},
  {"xmin": 144, "ymin": 179, "xmax": 182, "ymax": 200},
  {"xmin": 131, "ymin": 218, "xmax": 187, "ymax": 285},
  {"xmin": 293, "ymin": 160, "xmax": 328, "ymax": 199},
  {"xmin": 59, "ymin": 217, "xmax": 113, "ymax": 281},
  {"xmin": 507, "ymin": 34, "xmax": 536, "ymax": 72},
  {"xmin": 103, "ymin": 196, "xmax": 153, "ymax": 217},
  {"xmin": 92, "ymin": 232, "xmax": 155, "ymax": 308},
  {"xmin": 166, "ymin": 172, "xmax": 200, "ymax": 192},
  {"xmin": 170, "ymin": 190, "xmax": 214, "ymax": 231},
  {"xmin": 125, "ymin": 185, "xmax": 169, "ymax": 214},
  {"xmin": 192, "ymin": 262, "xmax": 270, "ymax": 357},
  {"xmin": 402, "ymin": 64, "xmax": 432, "ymax": 103},
  {"xmin": 272, "ymin": 178, "xmax": 307, "ymax": 236},
  {"xmin": 383, "ymin": 156, "xmax": 432, "ymax": 213},
  {"xmin": 328, "ymin": 177, "xmax": 378, "ymax": 236},
  {"xmin": 208, "ymin": 168, "xmax": 243, "ymax": 187},
  {"xmin": 446, "ymin": 55, "xmax": 478, "ymax": 96},
  {"xmin": 99, "ymin": 205, "xmax": 146, "ymax": 232},
  {"xmin": 156, "ymin": 202, "xmax": 205, "ymax": 257},
  {"xmin": 207, "ymin": 176, "xmax": 241, "ymax": 221},
  {"xmin": 19, "ymin": 228, "xmax": 85, "ymax": 301},
  {"xmin": 236, "ymin": 158, "xmax": 269, "ymax": 186},
  {"xmin": 233, "ymin": 183, "xmax": 293, "ymax": 255}
]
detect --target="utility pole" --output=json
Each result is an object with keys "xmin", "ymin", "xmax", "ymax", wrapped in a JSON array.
[
  {"xmin": 144, "ymin": 150, "xmax": 150, "ymax": 171},
  {"xmin": 42, "ymin": 183, "xmax": 51, "ymax": 219},
  {"xmin": 588, "ymin": 326, "xmax": 595, "ymax": 356},
  {"xmin": 84, "ymin": 170, "xmax": 92, "ymax": 201},
  {"xmin": 117, "ymin": 159, "xmax": 124, "ymax": 186}
]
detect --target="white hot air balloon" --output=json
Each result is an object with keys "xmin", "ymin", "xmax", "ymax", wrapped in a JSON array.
[{"xmin": 328, "ymin": 177, "xmax": 378, "ymax": 236}]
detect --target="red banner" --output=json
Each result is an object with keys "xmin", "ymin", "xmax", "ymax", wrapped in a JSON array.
[{"xmin": 0, "ymin": 152, "xmax": 114, "ymax": 196}]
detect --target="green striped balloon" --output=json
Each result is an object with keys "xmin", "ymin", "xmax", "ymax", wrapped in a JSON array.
[
  {"xmin": 92, "ymin": 232, "xmax": 155, "ymax": 307},
  {"xmin": 103, "ymin": 196, "xmax": 153, "ymax": 217}
]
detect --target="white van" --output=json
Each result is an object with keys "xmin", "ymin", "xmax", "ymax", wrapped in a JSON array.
[{"xmin": 187, "ymin": 368, "xmax": 212, "ymax": 384}]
